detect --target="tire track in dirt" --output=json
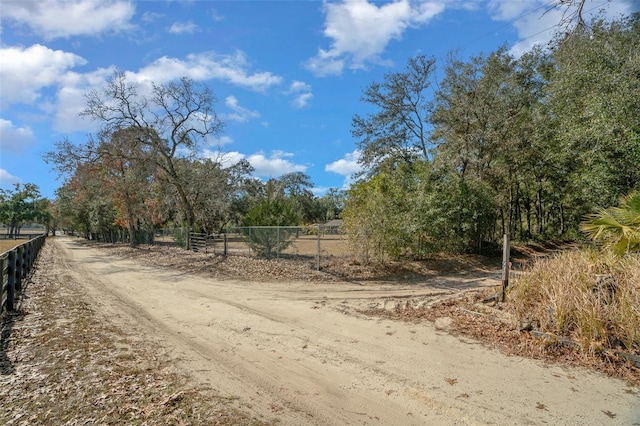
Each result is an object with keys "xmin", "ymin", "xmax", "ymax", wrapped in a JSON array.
[{"xmin": 52, "ymin": 237, "xmax": 640, "ymax": 426}]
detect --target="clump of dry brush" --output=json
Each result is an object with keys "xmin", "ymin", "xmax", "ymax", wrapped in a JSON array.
[{"xmin": 509, "ymin": 249, "xmax": 640, "ymax": 357}]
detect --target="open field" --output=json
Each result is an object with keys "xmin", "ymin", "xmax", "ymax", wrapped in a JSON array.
[
  {"xmin": 0, "ymin": 240, "xmax": 21, "ymax": 254},
  {"xmin": 158, "ymin": 232, "xmax": 353, "ymax": 261},
  {"xmin": 0, "ymin": 228, "xmax": 47, "ymax": 255},
  {"xmin": 0, "ymin": 235, "xmax": 47, "ymax": 255}
]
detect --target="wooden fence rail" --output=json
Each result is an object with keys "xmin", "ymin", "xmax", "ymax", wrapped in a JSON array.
[
  {"xmin": 1, "ymin": 234, "xmax": 47, "ymax": 313},
  {"xmin": 189, "ymin": 232, "xmax": 208, "ymax": 253}
]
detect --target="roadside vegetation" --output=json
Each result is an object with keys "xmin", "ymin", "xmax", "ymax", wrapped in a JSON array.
[
  {"xmin": 373, "ymin": 191, "xmax": 640, "ymax": 383},
  {"xmin": 343, "ymin": 14, "xmax": 639, "ymax": 261},
  {"xmin": 508, "ymin": 191, "xmax": 640, "ymax": 371},
  {"xmin": 0, "ymin": 185, "xmax": 52, "ymax": 238},
  {"xmin": 510, "ymin": 250, "xmax": 640, "ymax": 358}
]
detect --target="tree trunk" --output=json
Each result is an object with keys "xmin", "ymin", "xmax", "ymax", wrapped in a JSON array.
[
  {"xmin": 128, "ymin": 220, "xmax": 136, "ymax": 248},
  {"xmin": 536, "ymin": 187, "xmax": 544, "ymax": 235}
]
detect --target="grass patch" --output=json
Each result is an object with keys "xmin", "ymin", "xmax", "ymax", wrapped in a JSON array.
[
  {"xmin": 509, "ymin": 249, "xmax": 640, "ymax": 356},
  {"xmin": 0, "ymin": 239, "xmax": 24, "ymax": 254}
]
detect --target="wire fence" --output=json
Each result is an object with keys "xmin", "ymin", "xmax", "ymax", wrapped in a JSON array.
[{"xmin": 172, "ymin": 225, "xmax": 349, "ymax": 270}]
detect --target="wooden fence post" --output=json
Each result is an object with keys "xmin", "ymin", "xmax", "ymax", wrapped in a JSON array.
[
  {"xmin": 1, "ymin": 256, "xmax": 6, "ymax": 311},
  {"xmin": 26, "ymin": 240, "xmax": 34, "ymax": 272},
  {"xmin": 501, "ymin": 234, "xmax": 511, "ymax": 302},
  {"xmin": 6, "ymin": 250, "xmax": 16, "ymax": 311},
  {"xmin": 316, "ymin": 225, "xmax": 321, "ymax": 271},
  {"xmin": 0, "ymin": 256, "xmax": 4, "ymax": 309},
  {"xmin": 15, "ymin": 245, "xmax": 24, "ymax": 293}
]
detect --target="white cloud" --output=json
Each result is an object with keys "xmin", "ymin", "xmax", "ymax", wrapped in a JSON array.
[
  {"xmin": 202, "ymin": 149, "xmax": 245, "ymax": 168},
  {"xmin": 0, "ymin": 119, "xmax": 36, "ymax": 153},
  {"xmin": 134, "ymin": 50, "xmax": 282, "ymax": 91},
  {"xmin": 286, "ymin": 81, "xmax": 313, "ymax": 109},
  {"xmin": 293, "ymin": 92, "xmax": 314, "ymax": 109},
  {"xmin": 488, "ymin": 0, "xmax": 640, "ymax": 56},
  {"xmin": 326, "ymin": 150, "xmax": 363, "ymax": 190},
  {"xmin": 306, "ymin": 0, "xmax": 445, "ymax": 76},
  {"xmin": 221, "ymin": 95, "xmax": 260, "ymax": 122},
  {"xmin": 0, "ymin": 44, "xmax": 87, "ymax": 106},
  {"xmin": 288, "ymin": 81, "xmax": 312, "ymax": 93},
  {"xmin": 169, "ymin": 21, "xmax": 198, "ymax": 34},
  {"xmin": 0, "ymin": 169, "xmax": 20, "ymax": 185},
  {"xmin": 211, "ymin": 135, "xmax": 234, "ymax": 146},
  {"xmin": 325, "ymin": 150, "xmax": 362, "ymax": 176},
  {"xmin": 142, "ymin": 11, "xmax": 164, "ymax": 23},
  {"xmin": 1, "ymin": 43, "xmax": 281, "ymax": 133},
  {"xmin": 247, "ymin": 150, "xmax": 307, "ymax": 177},
  {"xmin": 487, "ymin": 0, "xmax": 564, "ymax": 56},
  {"xmin": 305, "ymin": 51, "xmax": 345, "ymax": 77},
  {"xmin": 203, "ymin": 149, "xmax": 307, "ymax": 178},
  {"xmin": 210, "ymin": 9, "xmax": 225, "ymax": 22},
  {"xmin": 488, "ymin": 0, "xmax": 536, "ymax": 21},
  {"xmin": 54, "ymin": 66, "xmax": 118, "ymax": 132},
  {"xmin": 458, "ymin": 1, "xmax": 483, "ymax": 12},
  {"xmin": 205, "ymin": 150, "xmax": 306, "ymax": 178},
  {"xmin": 0, "ymin": 0, "xmax": 135, "ymax": 39}
]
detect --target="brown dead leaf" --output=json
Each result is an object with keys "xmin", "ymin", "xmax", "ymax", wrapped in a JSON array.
[
  {"xmin": 445, "ymin": 377, "xmax": 458, "ymax": 385},
  {"xmin": 536, "ymin": 402, "xmax": 547, "ymax": 410},
  {"xmin": 602, "ymin": 410, "xmax": 616, "ymax": 419}
]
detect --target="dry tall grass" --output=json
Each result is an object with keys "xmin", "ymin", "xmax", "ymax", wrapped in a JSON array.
[
  {"xmin": 0, "ymin": 239, "xmax": 22, "ymax": 253},
  {"xmin": 509, "ymin": 249, "xmax": 640, "ymax": 356}
]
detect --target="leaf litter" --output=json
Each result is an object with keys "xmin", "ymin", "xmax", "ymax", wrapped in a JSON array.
[{"xmin": 0, "ymin": 242, "xmax": 270, "ymax": 425}]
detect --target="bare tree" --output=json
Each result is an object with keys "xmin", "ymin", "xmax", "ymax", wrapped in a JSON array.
[
  {"xmin": 547, "ymin": 0, "xmax": 611, "ymax": 35},
  {"xmin": 80, "ymin": 72, "xmax": 224, "ymax": 240},
  {"xmin": 352, "ymin": 55, "xmax": 436, "ymax": 174}
]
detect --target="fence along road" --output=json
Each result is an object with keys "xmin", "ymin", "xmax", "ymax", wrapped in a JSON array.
[
  {"xmin": 1, "ymin": 234, "xmax": 47, "ymax": 312},
  {"xmin": 189, "ymin": 225, "xmax": 350, "ymax": 270},
  {"xmin": 44, "ymin": 236, "xmax": 640, "ymax": 425}
]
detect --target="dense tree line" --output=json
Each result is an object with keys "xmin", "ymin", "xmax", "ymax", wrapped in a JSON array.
[
  {"xmin": 345, "ymin": 14, "xmax": 639, "ymax": 261},
  {"xmin": 44, "ymin": 12, "xmax": 637, "ymax": 259},
  {"xmin": 0, "ymin": 184, "xmax": 52, "ymax": 237},
  {"xmin": 45, "ymin": 75, "xmax": 344, "ymax": 248}
]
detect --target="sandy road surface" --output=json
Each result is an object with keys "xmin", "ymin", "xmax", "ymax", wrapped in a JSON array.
[{"xmin": 52, "ymin": 237, "xmax": 639, "ymax": 425}]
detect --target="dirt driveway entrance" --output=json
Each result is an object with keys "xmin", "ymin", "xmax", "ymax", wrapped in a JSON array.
[{"xmin": 53, "ymin": 237, "xmax": 639, "ymax": 425}]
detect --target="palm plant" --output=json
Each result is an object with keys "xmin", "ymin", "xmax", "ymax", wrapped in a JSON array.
[{"xmin": 581, "ymin": 190, "xmax": 640, "ymax": 255}]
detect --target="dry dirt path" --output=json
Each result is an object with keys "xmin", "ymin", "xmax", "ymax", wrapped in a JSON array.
[{"xmin": 53, "ymin": 237, "xmax": 639, "ymax": 425}]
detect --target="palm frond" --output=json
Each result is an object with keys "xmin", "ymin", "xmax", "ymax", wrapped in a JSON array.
[{"xmin": 581, "ymin": 189, "xmax": 640, "ymax": 255}]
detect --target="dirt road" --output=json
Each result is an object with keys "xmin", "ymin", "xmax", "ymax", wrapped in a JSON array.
[{"xmin": 52, "ymin": 237, "xmax": 639, "ymax": 425}]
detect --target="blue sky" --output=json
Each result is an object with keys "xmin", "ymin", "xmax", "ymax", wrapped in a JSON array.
[{"xmin": 1, "ymin": 0, "xmax": 637, "ymax": 199}]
